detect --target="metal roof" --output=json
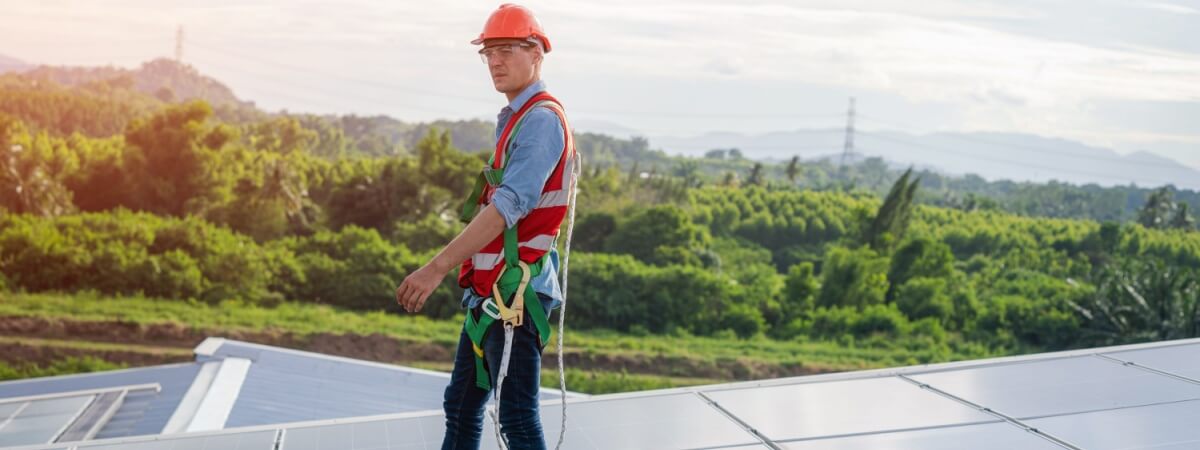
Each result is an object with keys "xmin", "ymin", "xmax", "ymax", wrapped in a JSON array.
[
  {"xmin": 8, "ymin": 336, "xmax": 1200, "ymax": 449},
  {"xmin": 195, "ymin": 338, "xmax": 571, "ymax": 428},
  {"xmin": 0, "ymin": 337, "xmax": 578, "ymax": 447},
  {"xmin": 0, "ymin": 364, "xmax": 200, "ymax": 441}
]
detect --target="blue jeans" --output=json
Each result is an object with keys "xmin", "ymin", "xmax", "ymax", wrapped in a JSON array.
[{"xmin": 442, "ymin": 294, "xmax": 550, "ymax": 450}]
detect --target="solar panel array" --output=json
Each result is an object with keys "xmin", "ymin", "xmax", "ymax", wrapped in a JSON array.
[
  {"xmin": 0, "ymin": 365, "xmax": 200, "ymax": 441},
  {"xmin": 7, "ymin": 338, "xmax": 1200, "ymax": 450},
  {"xmin": 203, "ymin": 339, "xmax": 570, "ymax": 429},
  {"xmin": 0, "ymin": 395, "xmax": 94, "ymax": 447}
]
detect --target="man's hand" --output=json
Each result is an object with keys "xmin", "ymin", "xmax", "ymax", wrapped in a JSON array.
[
  {"xmin": 392, "ymin": 204, "xmax": 507, "ymax": 313},
  {"xmin": 396, "ymin": 262, "xmax": 448, "ymax": 313}
]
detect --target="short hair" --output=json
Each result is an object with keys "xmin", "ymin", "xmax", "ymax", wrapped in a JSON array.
[{"xmin": 527, "ymin": 37, "xmax": 545, "ymax": 55}]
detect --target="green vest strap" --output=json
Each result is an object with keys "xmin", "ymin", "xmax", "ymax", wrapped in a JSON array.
[
  {"xmin": 457, "ymin": 99, "xmax": 561, "ymax": 391},
  {"xmin": 463, "ymin": 255, "xmax": 553, "ymax": 391}
]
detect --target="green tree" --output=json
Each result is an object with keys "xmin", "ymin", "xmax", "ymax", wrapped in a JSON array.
[
  {"xmin": 746, "ymin": 162, "xmax": 765, "ymax": 186},
  {"xmin": 816, "ymin": 246, "xmax": 890, "ymax": 309},
  {"xmin": 1074, "ymin": 258, "xmax": 1200, "ymax": 344},
  {"xmin": 785, "ymin": 155, "xmax": 800, "ymax": 184},
  {"xmin": 673, "ymin": 160, "xmax": 701, "ymax": 188},
  {"xmin": 782, "ymin": 262, "xmax": 818, "ymax": 320},
  {"xmin": 1138, "ymin": 187, "xmax": 1176, "ymax": 230},
  {"xmin": 605, "ymin": 205, "xmax": 710, "ymax": 266},
  {"xmin": 895, "ymin": 277, "xmax": 954, "ymax": 324},
  {"xmin": 0, "ymin": 136, "xmax": 76, "ymax": 217},
  {"xmin": 1171, "ymin": 203, "xmax": 1196, "ymax": 230},
  {"xmin": 246, "ymin": 116, "xmax": 318, "ymax": 154},
  {"xmin": 573, "ymin": 212, "xmax": 617, "ymax": 252},
  {"xmin": 124, "ymin": 101, "xmax": 236, "ymax": 216},
  {"xmin": 886, "ymin": 237, "xmax": 955, "ymax": 302},
  {"xmin": 862, "ymin": 168, "xmax": 920, "ymax": 252}
]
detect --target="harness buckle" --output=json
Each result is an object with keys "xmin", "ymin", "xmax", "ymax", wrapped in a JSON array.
[
  {"xmin": 481, "ymin": 299, "xmax": 502, "ymax": 320},
  {"xmin": 482, "ymin": 165, "xmax": 502, "ymax": 187}
]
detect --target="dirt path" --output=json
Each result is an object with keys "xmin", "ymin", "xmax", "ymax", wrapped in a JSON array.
[{"xmin": 0, "ymin": 315, "xmax": 834, "ymax": 380}]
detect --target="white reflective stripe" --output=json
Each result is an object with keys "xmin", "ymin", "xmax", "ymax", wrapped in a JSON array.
[
  {"xmin": 470, "ymin": 234, "xmax": 557, "ymax": 271},
  {"xmin": 520, "ymin": 234, "xmax": 556, "ymax": 251},
  {"xmin": 564, "ymin": 156, "xmax": 575, "ymax": 185},
  {"xmin": 473, "ymin": 253, "xmax": 504, "ymax": 271},
  {"xmin": 535, "ymin": 189, "xmax": 570, "ymax": 209}
]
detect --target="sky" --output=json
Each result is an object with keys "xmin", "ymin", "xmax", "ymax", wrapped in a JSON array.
[{"xmin": 1, "ymin": 0, "xmax": 1198, "ymax": 171}]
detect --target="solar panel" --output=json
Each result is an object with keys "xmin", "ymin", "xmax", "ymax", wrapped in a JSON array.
[
  {"xmin": 0, "ymin": 402, "xmax": 22, "ymax": 422},
  {"xmin": 75, "ymin": 429, "xmax": 277, "ymax": 449},
  {"xmin": 9, "ymin": 338, "xmax": 1200, "ymax": 450},
  {"xmin": 281, "ymin": 415, "xmax": 447, "ymax": 450},
  {"xmin": 0, "ymin": 395, "xmax": 94, "ymax": 446},
  {"xmin": 1026, "ymin": 398, "xmax": 1200, "ymax": 450},
  {"xmin": 282, "ymin": 392, "xmax": 761, "ymax": 450},
  {"xmin": 58, "ymin": 391, "xmax": 124, "ymax": 442},
  {"xmin": 701, "ymin": 376, "xmax": 997, "ymax": 442},
  {"xmin": 1105, "ymin": 343, "xmax": 1200, "ymax": 380},
  {"xmin": 533, "ymin": 393, "xmax": 761, "ymax": 449},
  {"xmin": 908, "ymin": 355, "xmax": 1200, "ymax": 418},
  {"xmin": 775, "ymin": 422, "xmax": 1062, "ymax": 449}
]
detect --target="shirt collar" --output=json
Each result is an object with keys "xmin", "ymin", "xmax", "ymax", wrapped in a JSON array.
[{"xmin": 502, "ymin": 79, "xmax": 547, "ymax": 115}]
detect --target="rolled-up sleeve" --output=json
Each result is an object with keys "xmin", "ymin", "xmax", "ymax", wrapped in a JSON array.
[{"xmin": 489, "ymin": 107, "xmax": 566, "ymax": 229}]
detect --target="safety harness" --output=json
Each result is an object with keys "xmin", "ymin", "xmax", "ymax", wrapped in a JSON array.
[{"xmin": 458, "ymin": 92, "xmax": 572, "ymax": 392}]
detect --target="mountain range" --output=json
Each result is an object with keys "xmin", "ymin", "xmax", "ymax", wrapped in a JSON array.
[
  {"xmin": 4, "ymin": 52, "xmax": 1195, "ymax": 191},
  {"xmin": 576, "ymin": 122, "xmax": 1200, "ymax": 191}
]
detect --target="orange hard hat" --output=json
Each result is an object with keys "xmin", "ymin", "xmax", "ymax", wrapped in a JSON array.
[{"xmin": 471, "ymin": 4, "xmax": 552, "ymax": 53}]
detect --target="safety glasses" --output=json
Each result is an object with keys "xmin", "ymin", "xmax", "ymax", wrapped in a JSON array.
[{"xmin": 478, "ymin": 42, "xmax": 535, "ymax": 64}]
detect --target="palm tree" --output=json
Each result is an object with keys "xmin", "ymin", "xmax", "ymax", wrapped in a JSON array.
[
  {"xmin": 1071, "ymin": 259, "xmax": 1200, "ymax": 344},
  {"xmin": 785, "ymin": 155, "xmax": 800, "ymax": 185}
]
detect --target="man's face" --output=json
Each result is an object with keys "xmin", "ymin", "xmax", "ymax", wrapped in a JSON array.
[{"xmin": 480, "ymin": 38, "xmax": 539, "ymax": 95}]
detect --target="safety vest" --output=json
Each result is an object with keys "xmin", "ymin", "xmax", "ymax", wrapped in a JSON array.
[{"xmin": 457, "ymin": 91, "xmax": 575, "ymax": 390}]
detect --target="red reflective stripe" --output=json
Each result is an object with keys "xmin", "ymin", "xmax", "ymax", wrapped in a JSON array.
[{"xmin": 492, "ymin": 92, "xmax": 561, "ymax": 170}]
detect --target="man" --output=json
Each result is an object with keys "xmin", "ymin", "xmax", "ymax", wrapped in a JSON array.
[{"xmin": 393, "ymin": 4, "xmax": 574, "ymax": 450}]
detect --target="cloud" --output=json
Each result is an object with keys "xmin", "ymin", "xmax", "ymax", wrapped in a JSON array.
[
  {"xmin": 2, "ymin": 0, "xmax": 1196, "ymax": 163},
  {"xmin": 535, "ymin": 1, "xmax": 1200, "ymax": 110},
  {"xmin": 1140, "ymin": 2, "xmax": 1200, "ymax": 15}
]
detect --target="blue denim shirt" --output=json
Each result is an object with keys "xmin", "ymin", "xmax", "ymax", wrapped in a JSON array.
[{"xmin": 461, "ymin": 80, "xmax": 565, "ymax": 312}]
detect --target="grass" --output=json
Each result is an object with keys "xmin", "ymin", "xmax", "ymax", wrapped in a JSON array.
[
  {"xmin": 0, "ymin": 291, "xmax": 1012, "ymax": 392},
  {"xmin": 0, "ymin": 356, "xmax": 127, "ymax": 381},
  {"xmin": 0, "ymin": 336, "xmax": 194, "ymax": 357}
]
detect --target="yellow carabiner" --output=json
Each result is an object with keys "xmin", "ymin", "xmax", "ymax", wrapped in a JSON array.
[{"xmin": 490, "ymin": 261, "xmax": 532, "ymax": 328}]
